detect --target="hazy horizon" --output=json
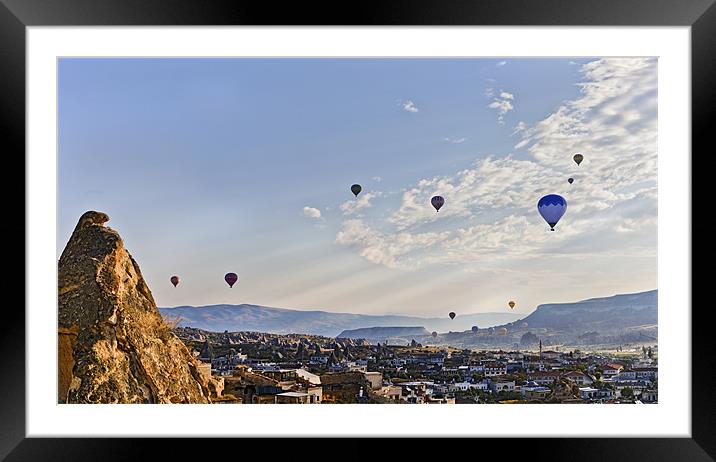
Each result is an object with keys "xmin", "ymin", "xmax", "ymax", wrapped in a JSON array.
[{"xmin": 58, "ymin": 57, "xmax": 657, "ymax": 317}]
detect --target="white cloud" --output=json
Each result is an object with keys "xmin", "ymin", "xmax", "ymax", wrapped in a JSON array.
[
  {"xmin": 489, "ymin": 99, "xmax": 514, "ymax": 113},
  {"xmin": 302, "ymin": 206, "xmax": 322, "ymax": 220},
  {"xmin": 401, "ymin": 100, "xmax": 419, "ymax": 113},
  {"xmin": 336, "ymin": 219, "xmax": 447, "ymax": 269},
  {"xmin": 496, "ymin": 61, "xmax": 507, "ymax": 66},
  {"xmin": 372, "ymin": 176, "xmax": 382, "ymax": 182},
  {"xmin": 340, "ymin": 191, "xmax": 383, "ymax": 215},
  {"xmin": 488, "ymin": 90, "xmax": 515, "ymax": 124},
  {"xmin": 443, "ymin": 137, "xmax": 467, "ymax": 144},
  {"xmin": 337, "ymin": 58, "xmax": 657, "ymax": 270}
]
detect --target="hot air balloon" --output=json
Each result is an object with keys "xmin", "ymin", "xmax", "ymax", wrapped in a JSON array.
[
  {"xmin": 351, "ymin": 184, "xmax": 362, "ymax": 197},
  {"xmin": 508, "ymin": 300, "xmax": 516, "ymax": 309},
  {"xmin": 568, "ymin": 177, "xmax": 574, "ymax": 184},
  {"xmin": 471, "ymin": 326, "xmax": 478, "ymax": 333},
  {"xmin": 488, "ymin": 327, "xmax": 495, "ymax": 335},
  {"xmin": 431, "ymin": 195, "xmax": 445, "ymax": 212},
  {"xmin": 432, "ymin": 331, "xmax": 437, "ymax": 338},
  {"xmin": 497, "ymin": 327, "xmax": 508, "ymax": 336},
  {"xmin": 573, "ymin": 153, "xmax": 584, "ymax": 166},
  {"xmin": 448, "ymin": 311, "xmax": 456, "ymax": 320},
  {"xmin": 170, "ymin": 276, "xmax": 179, "ymax": 287},
  {"xmin": 520, "ymin": 322, "xmax": 529, "ymax": 329},
  {"xmin": 224, "ymin": 272, "xmax": 238, "ymax": 288},
  {"xmin": 537, "ymin": 194, "xmax": 567, "ymax": 231}
]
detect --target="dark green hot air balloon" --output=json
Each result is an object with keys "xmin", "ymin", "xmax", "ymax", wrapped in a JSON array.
[
  {"xmin": 351, "ymin": 184, "xmax": 362, "ymax": 197},
  {"xmin": 573, "ymin": 153, "xmax": 584, "ymax": 166}
]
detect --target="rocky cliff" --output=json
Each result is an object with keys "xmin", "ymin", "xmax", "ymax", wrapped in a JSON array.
[{"xmin": 58, "ymin": 211, "xmax": 211, "ymax": 403}]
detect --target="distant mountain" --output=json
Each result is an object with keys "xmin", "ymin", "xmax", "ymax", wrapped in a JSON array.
[
  {"xmin": 337, "ymin": 326, "xmax": 430, "ymax": 344},
  {"xmin": 518, "ymin": 290, "xmax": 657, "ymax": 331},
  {"xmin": 422, "ymin": 290, "xmax": 657, "ymax": 350},
  {"xmin": 158, "ymin": 304, "xmax": 521, "ymax": 337},
  {"xmin": 159, "ymin": 290, "xmax": 656, "ymax": 347}
]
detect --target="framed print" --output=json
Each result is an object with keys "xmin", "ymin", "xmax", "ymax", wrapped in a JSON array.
[{"xmin": 5, "ymin": 0, "xmax": 712, "ymax": 459}]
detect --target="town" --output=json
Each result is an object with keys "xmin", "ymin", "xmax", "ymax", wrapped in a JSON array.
[{"xmin": 174, "ymin": 327, "xmax": 658, "ymax": 404}]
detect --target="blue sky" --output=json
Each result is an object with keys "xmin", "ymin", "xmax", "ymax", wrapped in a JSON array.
[{"xmin": 58, "ymin": 58, "xmax": 657, "ymax": 316}]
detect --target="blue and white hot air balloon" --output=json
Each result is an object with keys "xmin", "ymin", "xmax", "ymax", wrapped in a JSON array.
[{"xmin": 537, "ymin": 194, "xmax": 567, "ymax": 231}]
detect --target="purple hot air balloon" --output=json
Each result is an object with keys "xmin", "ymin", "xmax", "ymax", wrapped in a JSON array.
[
  {"xmin": 170, "ymin": 275, "xmax": 179, "ymax": 287},
  {"xmin": 537, "ymin": 194, "xmax": 567, "ymax": 231},
  {"xmin": 225, "ymin": 272, "xmax": 238, "ymax": 288},
  {"xmin": 431, "ymin": 195, "xmax": 445, "ymax": 212}
]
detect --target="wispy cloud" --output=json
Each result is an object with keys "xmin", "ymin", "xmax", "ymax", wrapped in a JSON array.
[
  {"xmin": 400, "ymin": 100, "xmax": 419, "ymax": 113},
  {"xmin": 488, "ymin": 90, "xmax": 515, "ymax": 125},
  {"xmin": 443, "ymin": 137, "xmax": 467, "ymax": 144},
  {"xmin": 496, "ymin": 61, "xmax": 507, "ymax": 67},
  {"xmin": 373, "ymin": 176, "xmax": 383, "ymax": 182},
  {"xmin": 340, "ymin": 191, "xmax": 383, "ymax": 216},
  {"xmin": 302, "ymin": 206, "xmax": 322, "ymax": 220}
]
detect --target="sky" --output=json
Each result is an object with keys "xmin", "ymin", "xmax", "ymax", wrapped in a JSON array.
[{"xmin": 58, "ymin": 57, "xmax": 657, "ymax": 316}]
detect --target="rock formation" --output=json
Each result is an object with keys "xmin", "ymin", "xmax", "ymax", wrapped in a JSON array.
[{"xmin": 58, "ymin": 211, "xmax": 211, "ymax": 403}]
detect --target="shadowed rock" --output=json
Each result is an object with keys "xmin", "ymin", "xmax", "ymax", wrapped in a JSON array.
[{"xmin": 58, "ymin": 211, "xmax": 211, "ymax": 403}]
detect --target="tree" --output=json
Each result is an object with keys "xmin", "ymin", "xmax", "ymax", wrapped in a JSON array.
[{"xmin": 621, "ymin": 387, "xmax": 634, "ymax": 398}]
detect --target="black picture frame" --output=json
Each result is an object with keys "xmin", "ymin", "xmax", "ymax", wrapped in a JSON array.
[{"xmin": 4, "ymin": 0, "xmax": 710, "ymax": 459}]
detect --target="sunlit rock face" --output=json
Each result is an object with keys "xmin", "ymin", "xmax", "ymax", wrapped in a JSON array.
[{"xmin": 58, "ymin": 211, "xmax": 210, "ymax": 404}]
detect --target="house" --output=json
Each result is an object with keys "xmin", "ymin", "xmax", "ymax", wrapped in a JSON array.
[
  {"xmin": 469, "ymin": 364, "xmax": 484, "ymax": 373},
  {"xmin": 489, "ymin": 379, "xmax": 515, "ymax": 393},
  {"xmin": 374, "ymin": 385, "xmax": 402, "ymax": 402},
  {"xmin": 615, "ymin": 370, "xmax": 637, "ymax": 380},
  {"xmin": 562, "ymin": 370, "xmax": 594, "ymax": 386},
  {"xmin": 634, "ymin": 367, "xmax": 658, "ymax": 381},
  {"xmin": 601, "ymin": 363, "xmax": 624, "ymax": 377},
  {"xmin": 294, "ymin": 368, "xmax": 321, "ymax": 386},
  {"xmin": 363, "ymin": 371, "xmax": 383, "ymax": 390},
  {"xmin": 449, "ymin": 382, "xmax": 473, "ymax": 392},
  {"xmin": 347, "ymin": 362, "xmax": 368, "ymax": 373},
  {"xmin": 523, "ymin": 386, "xmax": 551, "ymax": 401},
  {"xmin": 309, "ymin": 354, "xmax": 329, "ymax": 365},
  {"xmin": 578, "ymin": 387, "xmax": 599, "ymax": 400},
  {"xmin": 541, "ymin": 350, "xmax": 560, "ymax": 360},
  {"xmin": 472, "ymin": 381, "xmax": 490, "ymax": 391},
  {"xmin": 483, "ymin": 362, "xmax": 508, "ymax": 377},
  {"xmin": 321, "ymin": 371, "xmax": 371, "ymax": 403},
  {"xmin": 641, "ymin": 389, "xmax": 658, "ymax": 403},
  {"xmin": 528, "ymin": 371, "xmax": 562, "ymax": 385}
]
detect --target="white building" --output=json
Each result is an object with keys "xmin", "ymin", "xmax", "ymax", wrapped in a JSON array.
[{"xmin": 579, "ymin": 387, "xmax": 599, "ymax": 400}]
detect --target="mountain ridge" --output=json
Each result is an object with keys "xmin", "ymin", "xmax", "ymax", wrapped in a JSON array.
[
  {"xmin": 159, "ymin": 289, "xmax": 656, "ymax": 340},
  {"xmin": 159, "ymin": 304, "xmax": 521, "ymax": 337}
]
